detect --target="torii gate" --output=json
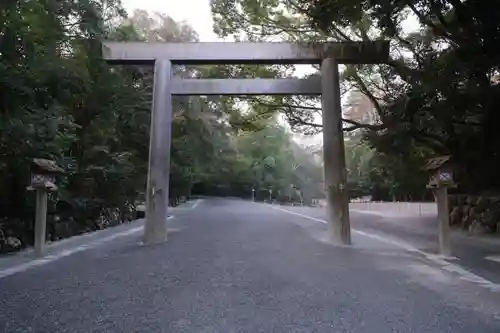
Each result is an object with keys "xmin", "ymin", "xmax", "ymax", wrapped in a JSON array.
[{"xmin": 102, "ymin": 41, "xmax": 389, "ymax": 245}]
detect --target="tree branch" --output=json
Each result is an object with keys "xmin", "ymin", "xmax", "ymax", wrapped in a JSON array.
[
  {"xmin": 407, "ymin": 3, "xmax": 457, "ymax": 45},
  {"xmin": 241, "ymin": 97, "xmax": 386, "ymax": 132},
  {"xmin": 348, "ymin": 69, "xmax": 385, "ymax": 117}
]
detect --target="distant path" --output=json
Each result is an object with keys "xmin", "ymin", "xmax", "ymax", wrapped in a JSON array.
[
  {"xmin": 349, "ymin": 201, "xmax": 437, "ymax": 217},
  {"xmin": 0, "ymin": 198, "xmax": 499, "ymax": 332}
]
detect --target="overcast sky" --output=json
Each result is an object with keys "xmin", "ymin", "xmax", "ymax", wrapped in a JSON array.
[
  {"xmin": 120, "ymin": 0, "xmax": 419, "ymax": 146},
  {"xmin": 121, "ymin": 0, "xmax": 418, "ymax": 40},
  {"xmin": 122, "ymin": 0, "xmax": 220, "ymax": 41},
  {"xmin": 121, "ymin": 0, "xmax": 319, "ymax": 77},
  {"xmin": 121, "ymin": 0, "xmax": 320, "ymax": 145}
]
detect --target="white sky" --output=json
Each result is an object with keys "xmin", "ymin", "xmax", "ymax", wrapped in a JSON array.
[
  {"xmin": 121, "ymin": 0, "xmax": 419, "ymax": 83},
  {"xmin": 121, "ymin": 0, "xmax": 316, "ymax": 77},
  {"xmin": 121, "ymin": 0, "xmax": 419, "ymax": 145},
  {"xmin": 122, "ymin": 0, "xmax": 220, "ymax": 41},
  {"xmin": 121, "ymin": 0, "xmax": 317, "ymax": 142},
  {"xmin": 122, "ymin": 0, "xmax": 418, "ymax": 39}
]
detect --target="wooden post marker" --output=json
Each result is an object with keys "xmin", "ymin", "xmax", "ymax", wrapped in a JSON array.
[
  {"xmin": 27, "ymin": 158, "xmax": 64, "ymax": 258},
  {"xmin": 423, "ymin": 155, "xmax": 457, "ymax": 256}
]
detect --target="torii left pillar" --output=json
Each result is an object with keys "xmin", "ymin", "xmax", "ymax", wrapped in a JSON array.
[{"xmin": 144, "ymin": 59, "xmax": 173, "ymax": 244}]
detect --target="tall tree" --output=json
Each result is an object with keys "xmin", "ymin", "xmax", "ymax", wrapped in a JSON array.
[
  {"xmin": 210, "ymin": 0, "xmax": 500, "ymax": 193},
  {"xmin": 0, "ymin": 4, "xmax": 325, "ymax": 251}
]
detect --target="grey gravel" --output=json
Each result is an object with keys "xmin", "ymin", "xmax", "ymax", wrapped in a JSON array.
[
  {"xmin": 0, "ymin": 198, "xmax": 499, "ymax": 332},
  {"xmin": 282, "ymin": 204, "xmax": 500, "ymax": 284}
]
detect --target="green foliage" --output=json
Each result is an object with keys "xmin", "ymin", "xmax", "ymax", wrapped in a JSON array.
[
  {"xmin": 211, "ymin": 0, "xmax": 500, "ymax": 197},
  {"xmin": 194, "ymin": 125, "xmax": 324, "ymax": 203},
  {"xmin": 297, "ymin": 0, "xmax": 500, "ymax": 191},
  {"xmin": 0, "ymin": 4, "xmax": 322, "ymax": 250},
  {"xmin": 343, "ymin": 135, "xmax": 373, "ymax": 197}
]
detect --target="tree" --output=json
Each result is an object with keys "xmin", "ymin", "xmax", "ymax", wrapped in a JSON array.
[
  {"xmin": 0, "ymin": 4, "xmax": 325, "ymax": 251},
  {"xmin": 0, "ymin": 0, "xmax": 137, "ymax": 245},
  {"xmin": 297, "ymin": 0, "xmax": 500, "ymax": 191},
  {"xmin": 210, "ymin": 0, "xmax": 500, "ymax": 194}
]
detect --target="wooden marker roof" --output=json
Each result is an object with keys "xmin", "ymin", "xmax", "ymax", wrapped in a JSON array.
[
  {"xmin": 31, "ymin": 158, "xmax": 65, "ymax": 174},
  {"xmin": 422, "ymin": 155, "xmax": 452, "ymax": 171}
]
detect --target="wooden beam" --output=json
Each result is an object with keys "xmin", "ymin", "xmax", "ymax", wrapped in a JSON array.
[
  {"xmin": 169, "ymin": 77, "xmax": 322, "ymax": 95},
  {"xmin": 102, "ymin": 41, "xmax": 390, "ymax": 65}
]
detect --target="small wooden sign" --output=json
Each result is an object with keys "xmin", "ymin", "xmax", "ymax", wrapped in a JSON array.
[
  {"xmin": 31, "ymin": 173, "xmax": 55, "ymax": 186},
  {"xmin": 439, "ymin": 171, "xmax": 452, "ymax": 182},
  {"xmin": 423, "ymin": 155, "xmax": 456, "ymax": 189},
  {"xmin": 28, "ymin": 158, "xmax": 63, "ymax": 190}
]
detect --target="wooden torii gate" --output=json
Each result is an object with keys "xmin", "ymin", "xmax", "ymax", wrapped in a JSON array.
[{"xmin": 102, "ymin": 41, "xmax": 390, "ymax": 245}]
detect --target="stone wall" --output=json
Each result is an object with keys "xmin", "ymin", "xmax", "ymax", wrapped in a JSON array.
[{"xmin": 449, "ymin": 194, "xmax": 500, "ymax": 234}]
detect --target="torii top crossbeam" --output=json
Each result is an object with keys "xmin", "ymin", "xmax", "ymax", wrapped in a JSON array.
[{"xmin": 102, "ymin": 41, "xmax": 390, "ymax": 65}]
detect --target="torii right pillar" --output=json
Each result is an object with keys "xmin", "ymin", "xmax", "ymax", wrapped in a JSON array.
[{"xmin": 321, "ymin": 57, "xmax": 351, "ymax": 245}]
